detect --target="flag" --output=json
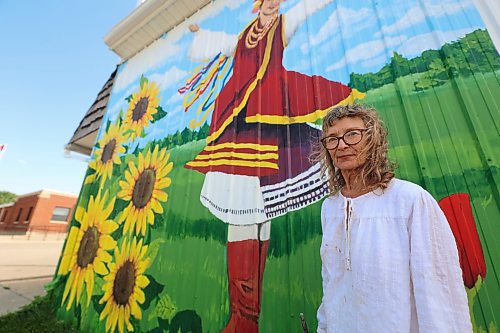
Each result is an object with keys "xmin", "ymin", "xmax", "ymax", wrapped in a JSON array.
[{"xmin": 0, "ymin": 144, "xmax": 6, "ymax": 159}]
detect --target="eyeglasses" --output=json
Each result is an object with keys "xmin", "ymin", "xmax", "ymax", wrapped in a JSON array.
[{"xmin": 321, "ymin": 129, "xmax": 368, "ymax": 150}]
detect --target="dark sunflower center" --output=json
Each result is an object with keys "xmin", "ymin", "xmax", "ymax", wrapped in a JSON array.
[
  {"xmin": 132, "ymin": 168, "xmax": 155, "ymax": 209},
  {"xmin": 113, "ymin": 260, "xmax": 136, "ymax": 305},
  {"xmin": 132, "ymin": 97, "xmax": 149, "ymax": 121},
  {"xmin": 101, "ymin": 139, "xmax": 117, "ymax": 164},
  {"xmin": 76, "ymin": 226, "xmax": 100, "ymax": 268}
]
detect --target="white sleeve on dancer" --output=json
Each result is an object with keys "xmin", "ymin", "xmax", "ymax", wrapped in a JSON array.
[
  {"xmin": 187, "ymin": 28, "xmax": 238, "ymax": 62},
  {"xmin": 284, "ymin": 0, "xmax": 335, "ymax": 44}
]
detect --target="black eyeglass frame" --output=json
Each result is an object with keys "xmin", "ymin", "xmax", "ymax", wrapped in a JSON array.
[{"xmin": 321, "ymin": 128, "xmax": 369, "ymax": 150}]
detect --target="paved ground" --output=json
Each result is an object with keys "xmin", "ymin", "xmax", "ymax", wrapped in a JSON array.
[
  {"xmin": 0, "ymin": 234, "xmax": 65, "ymax": 315},
  {"xmin": 0, "ymin": 277, "xmax": 53, "ymax": 316}
]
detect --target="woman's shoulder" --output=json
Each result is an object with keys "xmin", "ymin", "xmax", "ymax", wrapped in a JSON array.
[
  {"xmin": 384, "ymin": 178, "xmax": 431, "ymax": 203},
  {"xmin": 321, "ymin": 193, "xmax": 341, "ymax": 211}
]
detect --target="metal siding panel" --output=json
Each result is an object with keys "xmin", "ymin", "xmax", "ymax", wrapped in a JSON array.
[{"xmin": 61, "ymin": 0, "xmax": 500, "ymax": 331}]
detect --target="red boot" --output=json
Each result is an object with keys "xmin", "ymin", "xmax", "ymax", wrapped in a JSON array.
[{"xmin": 221, "ymin": 239, "xmax": 269, "ymax": 333}]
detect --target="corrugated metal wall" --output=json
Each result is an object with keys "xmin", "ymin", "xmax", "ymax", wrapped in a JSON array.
[{"xmin": 52, "ymin": 0, "xmax": 499, "ymax": 332}]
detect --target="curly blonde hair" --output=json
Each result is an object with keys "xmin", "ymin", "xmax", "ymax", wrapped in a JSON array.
[{"xmin": 311, "ymin": 104, "xmax": 396, "ymax": 194}]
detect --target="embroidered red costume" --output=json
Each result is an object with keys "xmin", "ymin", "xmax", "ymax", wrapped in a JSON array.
[{"xmin": 186, "ymin": 15, "xmax": 361, "ymax": 188}]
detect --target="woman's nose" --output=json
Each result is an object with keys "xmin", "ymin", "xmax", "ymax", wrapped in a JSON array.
[{"xmin": 337, "ymin": 138, "xmax": 349, "ymax": 149}]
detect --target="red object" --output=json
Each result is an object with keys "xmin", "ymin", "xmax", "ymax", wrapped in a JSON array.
[
  {"xmin": 222, "ymin": 239, "xmax": 269, "ymax": 333},
  {"xmin": 438, "ymin": 193, "xmax": 486, "ymax": 288},
  {"xmin": 185, "ymin": 16, "xmax": 354, "ymax": 178}
]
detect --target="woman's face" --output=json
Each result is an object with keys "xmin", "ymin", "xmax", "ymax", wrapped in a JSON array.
[
  {"xmin": 260, "ymin": 0, "xmax": 281, "ymax": 17},
  {"xmin": 324, "ymin": 116, "xmax": 368, "ymax": 172}
]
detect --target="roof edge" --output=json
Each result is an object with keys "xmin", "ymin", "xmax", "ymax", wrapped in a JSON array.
[{"xmin": 104, "ymin": 0, "xmax": 175, "ymax": 55}]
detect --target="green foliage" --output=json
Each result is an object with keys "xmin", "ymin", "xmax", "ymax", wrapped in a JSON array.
[
  {"xmin": 151, "ymin": 121, "xmax": 210, "ymax": 151},
  {"xmin": 140, "ymin": 74, "xmax": 148, "ymax": 89},
  {"xmin": 155, "ymin": 294, "xmax": 177, "ymax": 320},
  {"xmin": 349, "ymin": 29, "xmax": 500, "ymax": 92},
  {"xmin": 0, "ymin": 294, "xmax": 78, "ymax": 333},
  {"xmin": 152, "ymin": 105, "xmax": 168, "ymax": 123},
  {"xmin": 0, "ymin": 191, "xmax": 17, "ymax": 204}
]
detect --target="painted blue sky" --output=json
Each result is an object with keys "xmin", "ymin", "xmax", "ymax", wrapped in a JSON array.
[
  {"xmin": 0, "ymin": 1, "xmax": 137, "ymax": 195},
  {"xmin": 102, "ymin": 0, "xmax": 486, "ymax": 149}
]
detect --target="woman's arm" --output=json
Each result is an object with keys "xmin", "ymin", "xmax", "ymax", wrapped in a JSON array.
[
  {"xmin": 284, "ymin": 0, "xmax": 335, "ymax": 44},
  {"xmin": 316, "ymin": 201, "xmax": 330, "ymax": 333},
  {"xmin": 409, "ymin": 190, "xmax": 472, "ymax": 332},
  {"xmin": 187, "ymin": 24, "xmax": 238, "ymax": 62}
]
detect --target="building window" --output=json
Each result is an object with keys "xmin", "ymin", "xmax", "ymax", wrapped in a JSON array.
[
  {"xmin": 24, "ymin": 206, "xmax": 33, "ymax": 224},
  {"xmin": 0, "ymin": 209, "xmax": 4, "ymax": 223},
  {"xmin": 51, "ymin": 207, "xmax": 70, "ymax": 222},
  {"xmin": 14, "ymin": 208, "xmax": 23, "ymax": 223}
]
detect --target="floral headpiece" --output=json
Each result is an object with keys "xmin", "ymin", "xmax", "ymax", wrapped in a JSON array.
[
  {"xmin": 252, "ymin": 0, "xmax": 262, "ymax": 13},
  {"xmin": 252, "ymin": 0, "xmax": 285, "ymax": 14}
]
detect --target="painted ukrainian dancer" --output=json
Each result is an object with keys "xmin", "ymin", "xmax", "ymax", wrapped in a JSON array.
[{"xmin": 180, "ymin": 0, "xmax": 364, "ymax": 331}]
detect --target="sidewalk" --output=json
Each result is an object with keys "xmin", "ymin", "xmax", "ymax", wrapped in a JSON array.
[{"xmin": 0, "ymin": 234, "xmax": 66, "ymax": 315}]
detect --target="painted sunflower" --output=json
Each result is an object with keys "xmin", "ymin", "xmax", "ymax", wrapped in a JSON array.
[
  {"xmin": 86, "ymin": 122, "xmax": 128, "ymax": 186},
  {"xmin": 122, "ymin": 80, "xmax": 161, "ymax": 139},
  {"xmin": 117, "ymin": 145, "xmax": 172, "ymax": 236},
  {"xmin": 58, "ymin": 191, "xmax": 118, "ymax": 310},
  {"xmin": 99, "ymin": 237, "xmax": 151, "ymax": 333}
]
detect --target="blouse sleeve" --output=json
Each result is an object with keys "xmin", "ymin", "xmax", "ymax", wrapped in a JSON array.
[
  {"xmin": 409, "ymin": 190, "xmax": 472, "ymax": 332},
  {"xmin": 187, "ymin": 29, "xmax": 238, "ymax": 62},
  {"xmin": 316, "ymin": 201, "xmax": 329, "ymax": 333}
]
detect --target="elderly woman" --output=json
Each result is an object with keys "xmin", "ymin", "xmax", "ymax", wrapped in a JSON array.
[{"xmin": 315, "ymin": 104, "xmax": 472, "ymax": 332}]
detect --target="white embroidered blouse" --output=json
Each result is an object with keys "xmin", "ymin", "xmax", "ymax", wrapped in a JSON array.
[{"xmin": 317, "ymin": 178, "xmax": 472, "ymax": 333}]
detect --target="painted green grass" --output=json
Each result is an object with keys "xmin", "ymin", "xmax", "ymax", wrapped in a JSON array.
[
  {"xmin": 52, "ymin": 70, "xmax": 500, "ymax": 332},
  {"xmin": 145, "ymin": 70, "xmax": 500, "ymax": 331}
]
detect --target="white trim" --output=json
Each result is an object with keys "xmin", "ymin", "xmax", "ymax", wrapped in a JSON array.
[
  {"xmin": 50, "ymin": 220, "xmax": 68, "ymax": 224},
  {"xmin": 104, "ymin": 0, "xmax": 211, "ymax": 60}
]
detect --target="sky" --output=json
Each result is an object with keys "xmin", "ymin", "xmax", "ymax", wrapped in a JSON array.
[{"xmin": 0, "ymin": 0, "xmax": 137, "ymax": 195}]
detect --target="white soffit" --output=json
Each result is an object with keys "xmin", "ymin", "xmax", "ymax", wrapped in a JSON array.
[{"xmin": 105, "ymin": 0, "xmax": 211, "ymax": 60}]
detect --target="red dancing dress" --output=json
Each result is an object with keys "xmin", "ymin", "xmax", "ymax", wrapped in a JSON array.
[{"xmin": 185, "ymin": 15, "xmax": 363, "ymax": 223}]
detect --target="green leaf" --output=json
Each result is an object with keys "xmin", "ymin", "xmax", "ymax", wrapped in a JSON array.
[
  {"xmin": 125, "ymin": 94, "xmax": 133, "ymax": 103},
  {"xmin": 142, "ymin": 275, "xmax": 164, "ymax": 310},
  {"xmin": 155, "ymin": 294, "xmax": 177, "ymax": 320},
  {"xmin": 105, "ymin": 119, "xmax": 112, "ymax": 133},
  {"xmin": 151, "ymin": 105, "xmax": 168, "ymax": 123},
  {"xmin": 147, "ymin": 238, "xmax": 166, "ymax": 264},
  {"xmin": 44, "ymin": 274, "xmax": 64, "ymax": 292},
  {"xmin": 93, "ymin": 276, "xmax": 105, "ymax": 296},
  {"xmin": 140, "ymin": 75, "xmax": 148, "ymax": 89}
]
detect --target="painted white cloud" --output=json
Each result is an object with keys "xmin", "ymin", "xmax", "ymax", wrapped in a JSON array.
[
  {"xmin": 309, "ymin": 6, "xmax": 372, "ymax": 47},
  {"xmin": 195, "ymin": 0, "xmax": 247, "ymax": 21},
  {"xmin": 378, "ymin": 0, "xmax": 473, "ymax": 36},
  {"xmin": 397, "ymin": 28, "xmax": 474, "ymax": 56},
  {"xmin": 149, "ymin": 66, "xmax": 188, "ymax": 90},
  {"xmin": 327, "ymin": 36, "xmax": 402, "ymax": 71},
  {"xmin": 166, "ymin": 92, "xmax": 184, "ymax": 106},
  {"xmin": 113, "ymin": 39, "xmax": 182, "ymax": 92},
  {"xmin": 360, "ymin": 54, "xmax": 391, "ymax": 69},
  {"xmin": 104, "ymin": 85, "xmax": 137, "ymax": 121}
]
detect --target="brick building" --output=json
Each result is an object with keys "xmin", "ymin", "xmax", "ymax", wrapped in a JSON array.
[{"xmin": 0, "ymin": 190, "xmax": 77, "ymax": 234}]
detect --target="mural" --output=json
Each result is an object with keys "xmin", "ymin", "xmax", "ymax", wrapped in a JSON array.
[{"xmin": 49, "ymin": 0, "xmax": 499, "ymax": 332}]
